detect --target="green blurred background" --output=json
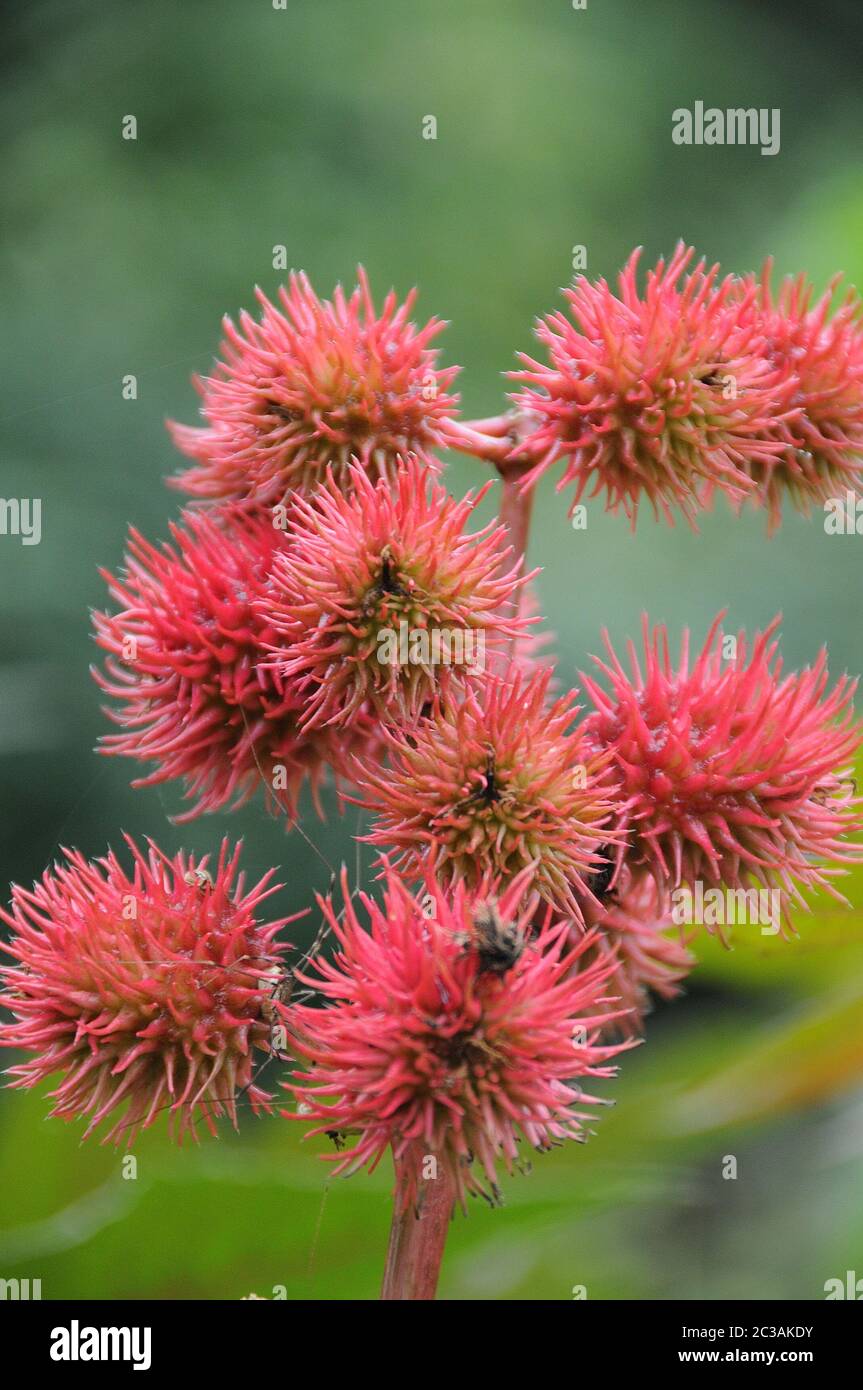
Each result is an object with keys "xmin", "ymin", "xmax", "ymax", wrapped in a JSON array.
[{"xmin": 2, "ymin": 0, "xmax": 863, "ymax": 1300}]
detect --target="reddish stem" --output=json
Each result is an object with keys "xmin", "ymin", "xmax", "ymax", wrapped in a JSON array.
[
  {"xmin": 462, "ymin": 413, "xmax": 514, "ymax": 437},
  {"xmin": 497, "ymin": 461, "xmax": 535, "ymax": 575},
  {"xmin": 445, "ymin": 413, "xmax": 536, "ymax": 574},
  {"xmin": 442, "ymin": 418, "xmax": 513, "ymax": 466},
  {"xmin": 492, "ymin": 458, "xmax": 537, "ymax": 672},
  {"xmin": 380, "ymin": 1141, "xmax": 455, "ymax": 1300}
]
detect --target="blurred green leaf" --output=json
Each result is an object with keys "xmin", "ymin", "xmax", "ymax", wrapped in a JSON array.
[{"xmin": 669, "ymin": 979, "xmax": 863, "ymax": 1134}]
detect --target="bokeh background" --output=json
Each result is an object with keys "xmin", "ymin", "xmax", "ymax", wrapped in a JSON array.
[{"xmin": 2, "ymin": 0, "xmax": 863, "ymax": 1300}]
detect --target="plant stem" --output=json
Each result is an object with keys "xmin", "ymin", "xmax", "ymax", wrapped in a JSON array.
[
  {"xmin": 492, "ymin": 458, "xmax": 537, "ymax": 671},
  {"xmin": 442, "ymin": 418, "xmax": 513, "ymax": 466},
  {"xmin": 378, "ymin": 428, "xmax": 537, "ymax": 1302},
  {"xmin": 380, "ymin": 1141, "xmax": 455, "ymax": 1300},
  {"xmin": 445, "ymin": 413, "xmax": 536, "ymax": 574},
  {"xmin": 497, "ymin": 460, "xmax": 535, "ymax": 575}
]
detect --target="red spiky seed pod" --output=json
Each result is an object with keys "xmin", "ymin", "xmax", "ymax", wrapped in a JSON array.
[
  {"xmin": 288, "ymin": 867, "xmax": 631, "ymax": 1210},
  {"xmin": 743, "ymin": 266, "xmax": 863, "ymax": 530},
  {"xmin": 580, "ymin": 615, "xmax": 863, "ymax": 928},
  {"xmin": 0, "ymin": 839, "xmax": 299, "ymax": 1144},
  {"xmin": 168, "ymin": 268, "xmax": 460, "ymax": 506},
  {"xmin": 511, "ymin": 244, "xmax": 796, "ymax": 529},
  {"xmin": 352, "ymin": 666, "xmax": 623, "ymax": 922},
  {"xmin": 93, "ymin": 509, "xmax": 367, "ymax": 820},
  {"xmin": 579, "ymin": 867, "xmax": 694, "ymax": 1034},
  {"xmin": 261, "ymin": 459, "xmax": 531, "ymax": 730}
]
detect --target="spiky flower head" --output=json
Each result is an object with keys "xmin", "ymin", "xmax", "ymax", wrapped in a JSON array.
[
  {"xmin": 511, "ymin": 243, "xmax": 795, "ymax": 528},
  {"xmin": 0, "ymin": 839, "xmax": 297, "ymax": 1143},
  {"xmin": 289, "ymin": 867, "xmax": 629, "ymax": 1209},
  {"xmin": 352, "ymin": 666, "xmax": 622, "ymax": 921},
  {"xmin": 580, "ymin": 866, "xmax": 694, "ymax": 1033},
  {"xmin": 168, "ymin": 268, "xmax": 459, "ymax": 506},
  {"xmin": 261, "ymin": 459, "xmax": 530, "ymax": 730},
  {"xmin": 581, "ymin": 615, "xmax": 863, "ymax": 927},
  {"xmin": 741, "ymin": 266, "xmax": 863, "ymax": 529},
  {"xmin": 93, "ymin": 509, "xmax": 366, "ymax": 820}
]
